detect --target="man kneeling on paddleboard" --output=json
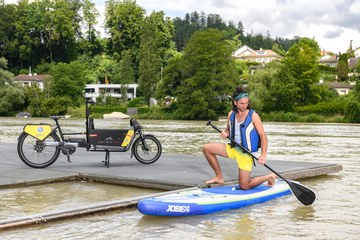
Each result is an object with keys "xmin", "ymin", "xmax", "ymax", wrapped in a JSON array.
[{"xmin": 203, "ymin": 86, "xmax": 276, "ymax": 189}]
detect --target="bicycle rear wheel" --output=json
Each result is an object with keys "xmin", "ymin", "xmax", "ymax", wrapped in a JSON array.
[
  {"xmin": 17, "ymin": 132, "xmax": 61, "ymax": 168},
  {"xmin": 133, "ymin": 135, "xmax": 162, "ymax": 164}
]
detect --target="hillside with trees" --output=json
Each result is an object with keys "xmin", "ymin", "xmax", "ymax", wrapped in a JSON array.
[{"xmin": 0, "ymin": 0, "xmax": 359, "ymax": 122}]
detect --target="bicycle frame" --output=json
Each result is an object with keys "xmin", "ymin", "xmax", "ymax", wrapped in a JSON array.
[{"xmin": 18, "ymin": 98, "xmax": 162, "ymax": 168}]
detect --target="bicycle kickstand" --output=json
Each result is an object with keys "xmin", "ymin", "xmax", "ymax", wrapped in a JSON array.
[
  {"xmin": 65, "ymin": 149, "xmax": 71, "ymax": 163},
  {"xmin": 103, "ymin": 150, "xmax": 110, "ymax": 168}
]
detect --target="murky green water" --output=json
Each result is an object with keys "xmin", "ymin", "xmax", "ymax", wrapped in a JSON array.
[
  {"xmin": 0, "ymin": 118, "xmax": 359, "ymax": 239},
  {"xmin": 0, "ymin": 181, "xmax": 160, "ymax": 220}
]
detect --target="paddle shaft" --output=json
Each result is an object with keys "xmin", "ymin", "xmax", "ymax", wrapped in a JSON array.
[
  {"xmin": 206, "ymin": 120, "xmax": 316, "ymax": 206},
  {"xmin": 206, "ymin": 120, "xmax": 290, "ymax": 184}
]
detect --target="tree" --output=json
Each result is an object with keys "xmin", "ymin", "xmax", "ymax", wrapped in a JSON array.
[
  {"xmin": 105, "ymin": 0, "xmax": 144, "ymax": 61},
  {"xmin": 248, "ymin": 61, "xmax": 298, "ymax": 112},
  {"xmin": 282, "ymin": 37, "xmax": 321, "ymax": 106},
  {"xmin": 0, "ymin": 57, "xmax": 25, "ymax": 115},
  {"xmin": 79, "ymin": 0, "xmax": 102, "ymax": 57},
  {"xmin": 138, "ymin": 13, "xmax": 161, "ymax": 103},
  {"xmin": 49, "ymin": 61, "xmax": 88, "ymax": 107},
  {"xmin": 336, "ymin": 53, "xmax": 349, "ymax": 81},
  {"xmin": 157, "ymin": 52, "xmax": 183, "ymax": 100},
  {"xmin": 138, "ymin": 11, "xmax": 176, "ymax": 104},
  {"xmin": 175, "ymin": 29, "xmax": 238, "ymax": 120},
  {"xmin": 118, "ymin": 50, "xmax": 135, "ymax": 84}
]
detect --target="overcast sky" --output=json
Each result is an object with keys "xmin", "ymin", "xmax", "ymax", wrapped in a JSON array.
[{"xmin": 5, "ymin": 0, "xmax": 360, "ymax": 53}]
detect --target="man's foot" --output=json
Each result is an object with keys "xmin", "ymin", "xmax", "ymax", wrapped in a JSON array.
[
  {"xmin": 206, "ymin": 177, "xmax": 224, "ymax": 185},
  {"xmin": 266, "ymin": 173, "xmax": 277, "ymax": 187}
]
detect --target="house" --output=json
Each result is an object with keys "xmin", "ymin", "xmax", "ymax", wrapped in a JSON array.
[
  {"xmin": 84, "ymin": 84, "xmax": 139, "ymax": 101},
  {"xmin": 242, "ymin": 49, "xmax": 282, "ymax": 63},
  {"xmin": 13, "ymin": 73, "xmax": 50, "ymax": 90},
  {"xmin": 349, "ymin": 57, "xmax": 360, "ymax": 70},
  {"xmin": 233, "ymin": 45, "xmax": 254, "ymax": 58},
  {"xmin": 353, "ymin": 47, "xmax": 360, "ymax": 58},
  {"xmin": 320, "ymin": 54, "xmax": 339, "ymax": 67},
  {"xmin": 13, "ymin": 73, "xmax": 139, "ymax": 101},
  {"xmin": 328, "ymin": 82, "xmax": 353, "ymax": 95},
  {"xmin": 232, "ymin": 45, "xmax": 282, "ymax": 63}
]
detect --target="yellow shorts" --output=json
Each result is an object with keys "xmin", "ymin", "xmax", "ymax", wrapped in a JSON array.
[{"xmin": 226, "ymin": 144, "xmax": 253, "ymax": 171}]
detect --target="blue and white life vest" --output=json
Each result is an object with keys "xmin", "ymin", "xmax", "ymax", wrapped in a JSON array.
[{"xmin": 229, "ymin": 109, "xmax": 260, "ymax": 152}]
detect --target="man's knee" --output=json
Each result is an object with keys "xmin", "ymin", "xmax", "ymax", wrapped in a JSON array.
[
  {"xmin": 239, "ymin": 182, "xmax": 250, "ymax": 190},
  {"xmin": 203, "ymin": 143, "xmax": 211, "ymax": 153}
]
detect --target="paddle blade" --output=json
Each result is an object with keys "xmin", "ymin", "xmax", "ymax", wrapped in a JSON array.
[{"xmin": 288, "ymin": 180, "xmax": 316, "ymax": 206}]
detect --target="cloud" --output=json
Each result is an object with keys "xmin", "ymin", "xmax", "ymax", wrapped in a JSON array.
[{"xmin": 324, "ymin": 28, "xmax": 344, "ymax": 39}]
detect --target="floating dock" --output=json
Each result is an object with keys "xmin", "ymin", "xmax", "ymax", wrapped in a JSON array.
[{"xmin": 0, "ymin": 142, "xmax": 342, "ymax": 229}]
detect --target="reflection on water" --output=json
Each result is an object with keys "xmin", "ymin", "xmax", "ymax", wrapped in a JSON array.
[
  {"xmin": 0, "ymin": 181, "xmax": 160, "ymax": 220},
  {"xmin": 0, "ymin": 118, "xmax": 360, "ymax": 239}
]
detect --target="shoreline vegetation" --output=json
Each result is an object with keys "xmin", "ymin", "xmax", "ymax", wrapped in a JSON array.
[{"xmin": 63, "ymin": 104, "xmax": 350, "ymax": 124}]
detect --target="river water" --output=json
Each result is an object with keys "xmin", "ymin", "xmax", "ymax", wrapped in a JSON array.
[{"xmin": 0, "ymin": 118, "xmax": 359, "ymax": 239}]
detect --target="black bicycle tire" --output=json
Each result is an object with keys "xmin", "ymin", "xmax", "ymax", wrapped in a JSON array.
[
  {"xmin": 133, "ymin": 135, "xmax": 162, "ymax": 164},
  {"xmin": 17, "ymin": 132, "xmax": 61, "ymax": 168}
]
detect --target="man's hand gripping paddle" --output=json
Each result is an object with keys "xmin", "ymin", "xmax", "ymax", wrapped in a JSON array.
[{"xmin": 206, "ymin": 120, "xmax": 316, "ymax": 206}]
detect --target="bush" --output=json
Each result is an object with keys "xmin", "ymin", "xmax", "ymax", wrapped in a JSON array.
[
  {"xmin": 261, "ymin": 111, "xmax": 300, "ymax": 122},
  {"xmin": 294, "ymin": 99, "xmax": 347, "ymax": 115},
  {"xmin": 344, "ymin": 101, "xmax": 360, "ymax": 123},
  {"xmin": 91, "ymin": 105, "xmax": 127, "ymax": 115},
  {"xmin": 127, "ymin": 97, "xmax": 147, "ymax": 107},
  {"xmin": 299, "ymin": 114, "xmax": 325, "ymax": 122}
]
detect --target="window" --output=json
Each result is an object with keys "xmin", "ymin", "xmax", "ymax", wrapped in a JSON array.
[{"xmin": 85, "ymin": 88, "xmax": 95, "ymax": 93}]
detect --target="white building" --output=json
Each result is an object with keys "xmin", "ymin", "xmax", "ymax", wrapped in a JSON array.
[
  {"xmin": 84, "ymin": 84, "xmax": 139, "ymax": 101},
  {"xmin": 232, "ymin": 45, "xmax": 282, "ymax": 63},
  {"xmin": 13, "ymin": 73, "xmax": 49, "ymax": 90}
]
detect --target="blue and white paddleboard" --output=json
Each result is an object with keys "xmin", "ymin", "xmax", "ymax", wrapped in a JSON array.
[{"xmin": 138, "ymin": 180, "xmax": 291, "ymax": 216}]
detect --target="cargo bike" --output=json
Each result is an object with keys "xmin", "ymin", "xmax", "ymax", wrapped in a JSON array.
[{"xmin": 17, "ymin": 99, "xmax": 162, "ymax": 168}]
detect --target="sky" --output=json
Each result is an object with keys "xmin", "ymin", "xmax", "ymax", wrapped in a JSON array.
[{"xmin": 5, "ymin": 0, "xmax": 360, "ymax": 53}]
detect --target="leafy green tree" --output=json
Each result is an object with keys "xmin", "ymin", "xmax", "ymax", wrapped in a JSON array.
[
  {"xmin": 282, "ymin": 37, "xmax": 321, "ymax": 106},
  {"xmin": 176, "ymin": 28, "xmax": 238, "ymax": 120},
  {"xmin": 0, "ymin": 2, "xmax": 17, "ymax": 69},
  {"xmin": 0, "ymin": 57, "xmax": 25, "ymax": 115},
  {"xmin": 24, "ymin": 84, "xmax": 46, "ymax": 116},
  {"xmin": 138, "ymin": 13, "xmax": 161, "ymax": 103},
  {"xmin": 49, "ymin": 61, "xmax": 88, "ymax": 107},
  {"xmin": 353, "ymin": 61, "xmax": 360, "ymax": 101},
  {"xmin": 157, "ymin": 52, "xmax": 183, "ymax": 99},
  {"xmin": 336, "ymin": 60, "xmax": 348, "ymax": 81},
  {"xmin": 138, "ymin": 11, "xmax": 176, "ymax": 104},
  {"xmin": 248, "ymin": 61, "xmax": 298, "ymax": 112},
  {"xmin": 344, "ymin": 101, "xmax": 360, "ymax": 123},
  {"xmin": 79, "ymin": 0, "xmax": 102, "ymax": 57},
  {"xmin": 118, "ymin": 50, "xmax": 135, "ymax": 84},
  {"xmin": 272, "ymin": 43, "xmax": 286, "ymax": 56},
  {"xmin": 105, "ymin": 0, "xmax": 144, "ymax": 61}
]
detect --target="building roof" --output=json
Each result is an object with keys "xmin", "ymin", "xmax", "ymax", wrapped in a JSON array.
[
  {"xmin": 328, "ymin": 81, "xmax": 353, "ymax": 89},
  {"xmin": 13, "ymin": 74, "xmax": 50, "ymax": 82},
  {"xmin": 233, "ymin": 45, "xmax": 254, "ymax": 58},
  {"xmin": 245, "ymin": 49, "xmax": 281, "ymax": 59},
  {"xmin": 349, "ymin": 57, "xmax": 360, "ymax": 69}
]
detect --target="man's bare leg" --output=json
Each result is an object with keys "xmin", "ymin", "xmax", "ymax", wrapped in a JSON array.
[
  {"xmin": 203, "ymin": 143, "xmax": 227, "ymax": 184},
  {"xmin": 238, "ymin": 169, "xmax": 277, "ymax": 190}
]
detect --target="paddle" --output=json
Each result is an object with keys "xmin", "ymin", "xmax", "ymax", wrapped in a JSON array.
[{"xmin": 206, "ymin": 120, "xmax": 316, "ymax": 206}]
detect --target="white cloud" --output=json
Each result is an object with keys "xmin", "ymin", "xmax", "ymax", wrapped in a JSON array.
[
  {"xmin": 324, "ymin": 28, "xmax": 344, "ymax": 39},
  {"xmin": 135, "ymin": 0, "xmax": 360, "ymax": 53}
]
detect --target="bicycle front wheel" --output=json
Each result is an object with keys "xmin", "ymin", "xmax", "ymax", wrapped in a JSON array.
[
  {"xmin": 17, "ymin": 132, "xmax": 61, "ymax": 168},
  {"xmin": 133, "ymin": 135, "xmax": 162, "ymax": 164}
]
